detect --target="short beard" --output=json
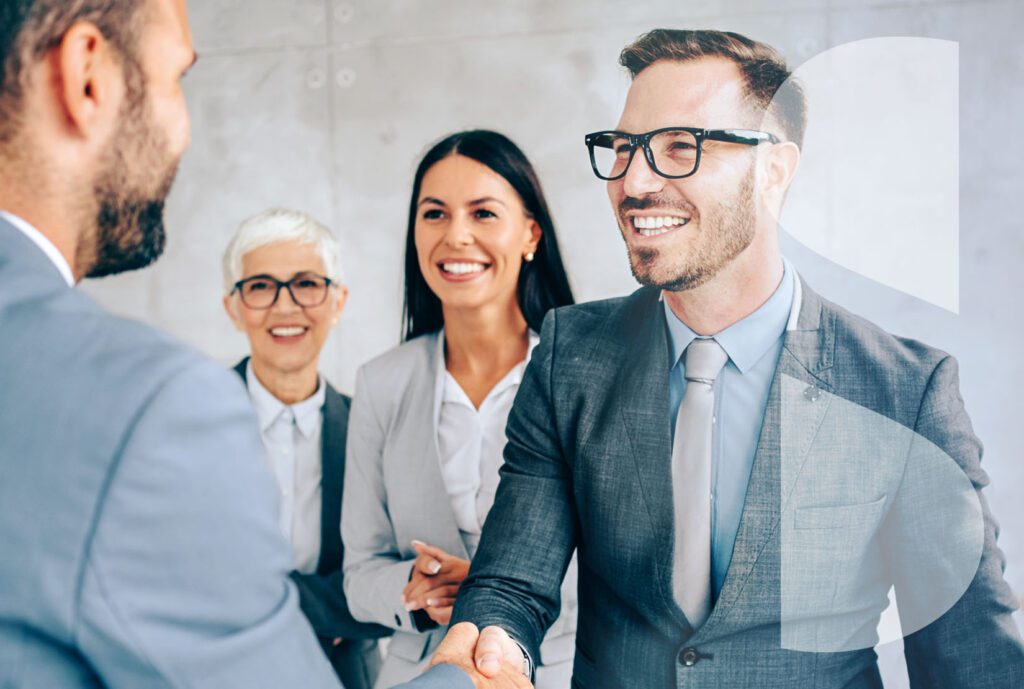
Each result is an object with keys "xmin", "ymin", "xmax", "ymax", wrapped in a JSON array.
[
  {"xmin": 89, "ymin": 188, "xmax": 171, "ymax": 277},
  {"xmin": 82, "ymin": 69, "xmax": 178, "ymax": 279},
  {"xmin": 621, "ymin": 165, "xmax": 757, "ymax": 292}
]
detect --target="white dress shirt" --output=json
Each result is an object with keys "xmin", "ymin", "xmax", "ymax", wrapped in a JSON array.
[
  {"xmin": 435, "ymin": 330, "xmax": 540, "ymax": 557},
  {"xmin": 0, "ymin": 211, "xmax": 74, "ymax": 286},
  {"xmin": 246, "ymin": 361, "xmax": 325, "ymax": 574}
]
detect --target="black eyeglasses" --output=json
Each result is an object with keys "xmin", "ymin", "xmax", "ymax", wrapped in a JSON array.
[
  {"xmin": 232, "ymin": 273, "xmax": 333, "ymax": 309},
  {"xmin": 584, "ymin": 126, "xmax": 780, "ymax": 181}
]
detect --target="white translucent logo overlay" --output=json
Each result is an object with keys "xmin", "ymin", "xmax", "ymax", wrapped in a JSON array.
[
  {"xmin": 779, "ymin": 374, "xmax": 983, "ymax": 652},
  {"xmin": 778, "ymin": 37, "xmax": 959, "ymax": 313},
  {"xmin": 768, "ymin": 39, "xmax": 970, "ymax": 651}
]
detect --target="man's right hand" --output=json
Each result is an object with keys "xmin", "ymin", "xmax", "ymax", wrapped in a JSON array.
[{"xmin": 429, "ymin": 622, "xmax": 531, "ymax": 688}]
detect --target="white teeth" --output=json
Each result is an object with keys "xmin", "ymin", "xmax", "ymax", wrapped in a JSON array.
[
  {"xmin": 271, "ymin": 327, "xmax": 305, "ymax": 337},
  {"xmin": 632, "ymin": 216, "xmax": 690, "ymax": 230},
  {"xmin": 441, "ymin": 262, "xmax": 486, "ymax": 275},
  {"xmin": 639, "ymin": 228, "xmax": 672, "ymax": 237}
]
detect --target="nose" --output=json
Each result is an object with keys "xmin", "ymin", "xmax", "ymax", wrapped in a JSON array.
[
  {"xmin": 621, "ymin": 149, "xmax": 667, "ymax": 199},
  {"xmin": 443, "ymin": 214, "xmax": 474, "ymax": 249},
  {"xmin": 272, "ymin": 285, "xmax": 302, "ymax": 314}
]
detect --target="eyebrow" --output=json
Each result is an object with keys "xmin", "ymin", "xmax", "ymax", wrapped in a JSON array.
[
  {"xmin": 239, "ymin": 271, "xmax": 319, "ymax": 282},
  {"xmin": 469, "ymin": 196, "xmax": 507, "ymax": 208},
  {"xmin": 417, "ymin": 196, "xmax": 508, "ymax": 208}
]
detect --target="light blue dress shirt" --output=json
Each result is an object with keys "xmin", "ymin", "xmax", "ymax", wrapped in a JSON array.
[{"xmin": 664, "ymin": 259, "xmax": 796, "ymax": 600}]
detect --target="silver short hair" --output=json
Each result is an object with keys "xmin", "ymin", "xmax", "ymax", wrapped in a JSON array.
[{"xmin": 222, "ymin": 208, "xmax": 344, "ymax": 294}]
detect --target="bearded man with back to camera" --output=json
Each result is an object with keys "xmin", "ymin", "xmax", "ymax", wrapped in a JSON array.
[
  {"xmin": 0, "ymin": 0, "xmax": 348, "ymax": 686},
  {"xmin": 399, "ymin": 28, "xmax": 1024, "ymax": 689},
  {"xmin": 0, "ymin": 1, "xmax": 523, "ymax": 687}
]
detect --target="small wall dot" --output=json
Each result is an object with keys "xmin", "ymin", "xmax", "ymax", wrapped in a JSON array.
[
  {"xmin": 336, "ymin": 68, "xmax": 356, "ymax": 88},
  {"xmin": 335, "ymin": 3, "xmax": 354, "ymax": 24},
  {"xmin": 306, "ymin": 68, "xmax": 326, "ymax": 90}
]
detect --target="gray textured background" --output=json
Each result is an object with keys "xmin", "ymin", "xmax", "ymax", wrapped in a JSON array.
[{"xmin": 81, "ymin": 0, "xmax": 1023, "ymax": 683}]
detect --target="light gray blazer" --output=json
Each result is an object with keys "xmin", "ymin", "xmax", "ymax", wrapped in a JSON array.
[
  {"xmin": 343, "ymin": 331, "xmax": 577, "ymax": 667},
  {"xmin": 0, "ymin": 218, "xmax": 340, "ymax": 688}
]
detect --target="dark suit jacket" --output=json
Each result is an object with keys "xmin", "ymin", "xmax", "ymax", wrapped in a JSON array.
[
  {"xmin": 451, "ymin": 280, "xmax": 1024, "ymax": 689},
  {"xmin": 234, "ymin": 359, "xmax": 391, "ymax": 689}
]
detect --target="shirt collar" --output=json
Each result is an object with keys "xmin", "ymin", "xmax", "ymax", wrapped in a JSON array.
[
  {"xmin": 663, "ymin": 258, "xmax": 797, "ymax": 375},
  {"xmin": 0, "ymin": 211, "xmax": 75, "ymax": 286},
  {"xmin": 245, "ymin": 360, "xmax": 325, "ymax": 439}
]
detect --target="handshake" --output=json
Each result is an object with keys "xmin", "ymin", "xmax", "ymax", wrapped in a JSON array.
[{"xmin": 394, "ymin": 622, "xmax": 533, "ymax": 689}]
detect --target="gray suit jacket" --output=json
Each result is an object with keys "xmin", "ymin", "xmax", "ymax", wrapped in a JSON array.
[
  {"xmin": 452, "ymin": 280, "xmax": 1024, "ymax": 688},
  {"xmin": 234, "ymin": 358, "xmax": 390, "ymax": 689},
  {"xmin": 0, "ymin": 218, "xmax": 341, "ymax": 688},
  {"xmin": 343, "ymin": 331, "xmax": 577, "ymax": 668}
]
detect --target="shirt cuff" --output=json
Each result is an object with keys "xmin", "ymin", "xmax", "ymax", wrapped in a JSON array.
[{"xmin": 510, "ymin": 637, "xmax": 534, "ymax": 682}]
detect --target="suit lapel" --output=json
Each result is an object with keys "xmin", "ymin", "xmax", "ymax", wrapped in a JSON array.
[
  {"xmin": 702, "ymin": 278, "xmax": 836, "ymax": 632},
  {"xmin": 420, "ymin": 331, "xmax": 472, "ymax": 560},
  {"xmin": 232, "ymin": 357, "xmax": 347, "ymax": 574},
  {"xmin": 318, "ymin": 384, "xmax": 347, "ymax": 574},
  {"xmin": 232, "ymin": 357, "xmax": 248, "ymax": 381},
  {"xmin": 616, "ymin": 289, "xmax": 690, "ymax": 628}
]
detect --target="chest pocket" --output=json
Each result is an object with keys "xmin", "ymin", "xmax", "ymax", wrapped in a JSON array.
[{"xmin": 794, "ymin": 495, "xmax": 887, "ymax": 531}]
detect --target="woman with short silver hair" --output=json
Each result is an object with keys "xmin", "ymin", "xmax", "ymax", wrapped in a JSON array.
[{"xmin": 221, "ymin": 208, "xmax": 390, "ymax": 689}]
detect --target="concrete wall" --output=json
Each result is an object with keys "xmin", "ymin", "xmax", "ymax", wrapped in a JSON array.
[{"xmin": 81, "ymin": 1, "xmax": 1024, "ymax": 682}]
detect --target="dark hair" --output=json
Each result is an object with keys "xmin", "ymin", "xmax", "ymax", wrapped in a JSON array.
[
  {"xmin": 619, "ymin": 29, "xmax": 807, "ymax": 148},
  {"xmin": 0, "ymin": 0, "xmax": 145, "ymax": 145},
  {"xmin": 403, "ymin": 130, "xmax": 575, "ymax": 341}
]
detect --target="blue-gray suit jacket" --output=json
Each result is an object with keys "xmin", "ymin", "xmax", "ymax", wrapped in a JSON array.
[
  {"xmin": 0, "ymin": 218, "xmax": 341, "ymax": 688},
  {"xmin": 450, "ymin": 281, "xmax": 1024, "ymax": 688}
]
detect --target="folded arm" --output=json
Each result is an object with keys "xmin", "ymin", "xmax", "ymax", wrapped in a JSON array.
[{"xmin": 342, "ymin": 366, "xmax": 425, "ymax": 633}]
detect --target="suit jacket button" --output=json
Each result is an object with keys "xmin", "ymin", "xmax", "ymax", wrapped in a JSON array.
[{"xmin": 679, "ymin": 647, "xmax": 700, "ymax": 666}]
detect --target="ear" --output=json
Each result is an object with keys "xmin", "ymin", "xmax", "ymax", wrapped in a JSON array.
[
  {"xmin": 525, "ymin": 218, "xmax": 542, "ymax": 254},
  {"xmin": 760, "ymin": 140, "xmax": 801, "ymax": 204},
  {"xmin": 329, "ymin": 285, "xmax": 349, "ymax": 326},
  {"xmin": 222, "ymin": 293, "xmax": 244, "ymax": 331},
  {"xmin": 56, "ymin": 21, "xmax": 125, "ymax": 140}
]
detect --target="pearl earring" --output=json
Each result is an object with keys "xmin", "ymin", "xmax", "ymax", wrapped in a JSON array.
[{"xmin": 524, "ymin": 252, "xmax": 535, "ymax": 262}]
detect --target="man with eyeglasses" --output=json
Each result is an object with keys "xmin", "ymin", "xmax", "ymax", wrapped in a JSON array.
[
  {"xmin": 221, "ymin": 208, "xmax": 392, "ymax": 689},
  {"xmin": 401, "ymin": 28, "xmax": 1024, "ymax": 689}
]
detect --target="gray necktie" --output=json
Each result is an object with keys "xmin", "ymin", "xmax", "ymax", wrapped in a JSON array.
[{"xmin": 671, "ymin": 337, "xmax": 728, "ymax": 629}]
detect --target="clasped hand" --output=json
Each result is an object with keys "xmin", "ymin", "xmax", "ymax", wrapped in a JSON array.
[
  {"xmin": 429, "ymin": 622, "xmax": 532, "ymax": 689},
  {"xmin": 401, "ymin": 540, "xmax": 470, "ymax": 626}
]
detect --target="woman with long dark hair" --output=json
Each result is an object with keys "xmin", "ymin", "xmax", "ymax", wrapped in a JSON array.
[{"xmin": 342, "ymin": 130, "xmax": 577, "ymax": 688}]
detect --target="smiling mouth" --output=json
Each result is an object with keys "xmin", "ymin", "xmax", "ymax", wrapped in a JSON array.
[
  {"xmin": 629, "ymin": 215, "xmax": 691, "ymax": 237},
  {"xmin": 269, "ymin": 326, "xmax": 308, "ymax": 338},
  {"xmin": 438, "ymin": 261, "xmax": 491, "ymax": 275}
]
